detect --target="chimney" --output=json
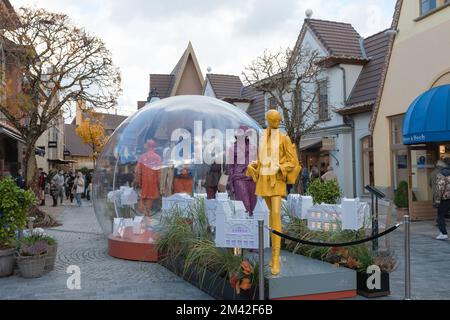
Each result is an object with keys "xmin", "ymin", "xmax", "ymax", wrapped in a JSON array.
[{"xmin": 76, "ymin": 100, "xmax": 85, "ymax": 126}]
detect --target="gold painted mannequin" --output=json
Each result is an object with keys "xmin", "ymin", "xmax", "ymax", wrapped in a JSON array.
[{"xmin": 247, "ymin": 110, "xmax": 301, "ymax": 275}]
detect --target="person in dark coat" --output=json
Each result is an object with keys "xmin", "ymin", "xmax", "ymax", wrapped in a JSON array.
[
  {"xmin": 15, "ymin": 170, "xmax": 26, "ymax": 189},
  {"xmin": 50, "ymin": 180, "xmax": 59, "ymax": 207},
  {"xmin": 204, "ymin": 163, "xmax": 222, "ymax": 199}
]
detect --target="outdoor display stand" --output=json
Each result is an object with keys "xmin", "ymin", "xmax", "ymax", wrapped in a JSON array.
[{"xmin": 92, "ymin": 96, "xmax": 262, "ymax": 263}]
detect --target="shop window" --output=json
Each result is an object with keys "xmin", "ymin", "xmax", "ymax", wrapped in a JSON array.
[
  {"xmin": 317, "ymin": 80, "xmax": 329, "ymax": 121},
  {"xmin": 390, "ymin": 115, "xmax": 408, "ymax": 191},
  {"xmin": 391, "ymin": 116, "xmax": 404, "ymax": 146},
  {"xmin": 361, "ymin": 136, "xmax": 374, "ymax": 190}
]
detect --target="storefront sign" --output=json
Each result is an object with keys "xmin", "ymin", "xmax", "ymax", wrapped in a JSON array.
[{"xmin": 322, "ymin": 137, "xmax": 336, "ymax": 151}]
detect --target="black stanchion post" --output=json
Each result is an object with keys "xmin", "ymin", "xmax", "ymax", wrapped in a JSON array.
[
  {"xmin": 374, "ymin": 197, "xmax": 379, "ymax": 253},
  {"xmin": 404, "ymin": 215, "xmax": 412, "ymax": 300},
  {"xmin": 258, "ymin": 220, "xmax": 265, "ymax": 301}
]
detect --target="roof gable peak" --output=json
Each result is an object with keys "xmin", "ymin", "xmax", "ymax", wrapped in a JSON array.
[{"xmin": 170, "ymin": 41, "xmax": 205, "ymax": 96}]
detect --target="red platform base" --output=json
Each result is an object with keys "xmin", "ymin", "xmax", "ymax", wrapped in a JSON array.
[{"xmin": 108, "ymin": 228, "xmax": 159, "ymax": 262}]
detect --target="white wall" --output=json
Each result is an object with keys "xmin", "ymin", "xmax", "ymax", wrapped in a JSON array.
[
  {"xmin": 353, "ymin": 112, "xmax": 372, "ymax": 197},
  {"xmin": 203, "ymin": 80, "xmax": 216, "ymax": 98}
]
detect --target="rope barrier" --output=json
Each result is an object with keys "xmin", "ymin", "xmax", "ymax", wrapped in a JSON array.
[{"xmin": 265, "ymin": 223, "xmax": 402, "ymax": 248}]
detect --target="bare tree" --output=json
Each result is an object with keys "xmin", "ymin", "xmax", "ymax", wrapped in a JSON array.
[
  {"xmin": 243, "ymin": 47, "xmax": 324, "ymax": 152},
  {"xmin": 0, "ymin": 7, "xmax": 122, "ymax": 186}
]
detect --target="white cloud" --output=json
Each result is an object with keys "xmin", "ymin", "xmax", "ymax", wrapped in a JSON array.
[{"xmin": 11, "ymin": 0, "xmax": 396, "ymax": 118}]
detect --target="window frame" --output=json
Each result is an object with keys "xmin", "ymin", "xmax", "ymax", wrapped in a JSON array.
[
  {"xmin": 317, "ymin": 79, "xmax": 329, "ymax": 122},
  {"xmin": 417, "ymin": 0, "xmax": 450, "ymax": 20},
  {"xmin": 420, "ymin": 0, "xmax": 437, "ymax": 16}
]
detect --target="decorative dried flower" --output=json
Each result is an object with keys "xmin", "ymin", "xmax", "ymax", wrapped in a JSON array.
[{"xmin": 240, "ymin": 278, "xmax": 252, "ymax": 291}]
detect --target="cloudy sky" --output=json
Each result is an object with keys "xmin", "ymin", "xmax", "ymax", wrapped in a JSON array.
[{"xmin": 11, "ymin": 0, "xmax": 396, "ymax": 118}]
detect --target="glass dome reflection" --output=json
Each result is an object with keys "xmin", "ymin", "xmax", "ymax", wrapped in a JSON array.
[{"xmin": 92, "ymin": 95, "xmax": 261, "ymax": 240}]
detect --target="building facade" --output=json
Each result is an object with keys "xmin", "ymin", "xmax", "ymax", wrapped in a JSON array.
[
  {"xmin": 64, "ymin": 102, "xmax": 128, "ymax": 171},
  {"xmin": 372, "ymin": 0, "xmax": 450, "ymax": 219},
  {"xmin": 137, "ymin": 42, "xmax": 205, "ymax": 109},
  {"xmin": 256, "ymin": 17, "xmax": 392, "ymax": 198}
]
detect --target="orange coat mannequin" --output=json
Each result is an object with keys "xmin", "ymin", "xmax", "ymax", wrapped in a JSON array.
[{"xmin": 136, "ymin": 140, "xmax": 161, "ymax": 216}]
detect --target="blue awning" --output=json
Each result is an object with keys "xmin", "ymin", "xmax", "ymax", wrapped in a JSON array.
[{"xmin": 403, "ymin": 84, "xmax": 450, "ymax": 145}]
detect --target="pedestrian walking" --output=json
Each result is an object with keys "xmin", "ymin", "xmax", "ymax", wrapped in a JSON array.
[
  {"xmin": 50, "ymin": 180, "xmax": 59, "ymax": 207},
  {"xmin": 435, "ymin": 161, "xmax": 450, "ymax": 240},
  {"xmin": 85, "ymin": 171, "xmax": 92, "ymax": 201},
  {"xmin": 37, "ymin": 168, "xmax": 47, "ymax": 206},
  {"xmin": 52, "ymin": 170, "xmax": 65, "ymax": 205},
  {"xmin": 73, "ymin": 172, "xmax": 85, "ymax": 207},
  {"xmin": 65, "ymin": 172, "xmax": 75, "ymax": 203},
  {"xmin": 430, "ymin": 160, "xmax": 447, "ymax": 208}
]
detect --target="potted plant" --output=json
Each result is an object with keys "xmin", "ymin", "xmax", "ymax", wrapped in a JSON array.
[
  {"xmin": 31, "ymin": 229, "xmax": 58, "ymax": 273},
  {"xmin": 16, "ymin": 235, "xmax": 48, "ymax": 279},
  {"xmin": 394, "ymin": 181, "xmax": 409, "ymax": 222},
  {"xmin": 306, "ymin": 179, "xmax": 342, "ymax": 205},
  {"xmin": 0, "ymin": 178, "xmax": 36, "ymax": 278},
  {"xmin": 356, "ymin": 251, "xmax": 396, "ymax": 298}
]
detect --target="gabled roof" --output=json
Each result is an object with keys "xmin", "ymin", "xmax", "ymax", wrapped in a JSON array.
[
  {"xmin": 344, "ymin": 30, "xmax": 393, "ymax": 113},
  {"xmin": 71, "ymin": 112, "xmax": 127, "ymax": 131},
  {"xmin": 0, "ymin": 0, "xmax": 19, "ymax": 30},
  {"xmin": 141, "ymin": 42, "xmax": 205, "ymax": 108},
  {"xmin": 205, "ymin": 74, "xmax": 244, "ymax": 99},
  {"xmin": 242, "ymin": 86, "xmax": 266, "ymax": 126},
  {"xmin": 305, "ymin": 19, "xmax": 363, "ymax": 57},
  {"xmin": 169, "ymin": 42, "xmax": 205, "ymax": 96},
  {"xmin": 64, "ymin": 124, "xmax": 93, "ymax": 157},
  {"xmin": 149, "ymin": 74, "xmax": 175, "ymax": 100},
  {"xmin": 369, "ymin": 0, "xmax": 404, "ymax": 131}
]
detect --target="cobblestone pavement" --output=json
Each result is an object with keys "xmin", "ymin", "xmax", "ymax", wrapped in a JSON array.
[
  {"xmin": 0, "ymin": 200, "xmax": 211, "ymax": 300},
  {"xmin": 381, "ymin": 223, "xmax": 450, "ymax": 300},
  {"xmin": 2, "ymin": 197, "xmax": 450, "ymax": 300}
]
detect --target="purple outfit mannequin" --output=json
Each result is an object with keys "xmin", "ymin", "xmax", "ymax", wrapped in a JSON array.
[{"xmin": 228, "ymin": 138, "xmax": 257, "ymax": 216}]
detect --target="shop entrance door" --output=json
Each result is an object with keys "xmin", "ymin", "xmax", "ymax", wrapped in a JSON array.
[{"xmin": 408, "ymin": 146, "xmax": 437, "ymax": 220}]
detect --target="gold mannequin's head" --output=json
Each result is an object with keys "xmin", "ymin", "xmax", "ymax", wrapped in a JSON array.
[{"xmin": 266, "ymin": 110, "xmax": 282, "ymax": 129}]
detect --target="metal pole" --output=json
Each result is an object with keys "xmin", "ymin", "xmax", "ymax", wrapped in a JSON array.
[
  {"xmin": 371, "ymin": 193, "xmax": 376, "ymax": 252},
  {"xmin": 404, "ymin": 215, "xmax": 412, "ymax": 300},
  {"xmin": 258, "ymin": 220, "xmax": 265, "ymax": 301},
  {"xmin": 374, "ymin": 197, "xmax": 379, "ymax": 253}
]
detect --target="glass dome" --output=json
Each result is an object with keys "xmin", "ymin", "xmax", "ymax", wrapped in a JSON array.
[{"xmin": 93, "ymin": 95, "xmax": 261, "ymax": 241}]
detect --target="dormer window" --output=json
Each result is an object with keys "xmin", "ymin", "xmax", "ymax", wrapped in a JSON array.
[
  {"xmin": 418, "ymin": 0, "xmax": 450, "ymax": 19},
  {"xmin": 421, "ymin": 0, "xmax": 437, "ymax": 16}
]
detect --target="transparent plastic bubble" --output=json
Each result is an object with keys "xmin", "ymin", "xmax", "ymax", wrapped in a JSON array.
[{"xmin": 92, "ymin": 95, "xmax": 261, "ymax": 239}]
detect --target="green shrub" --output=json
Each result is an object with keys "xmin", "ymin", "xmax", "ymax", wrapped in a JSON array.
[
  {"xmin": 394, "ymin": 181, "xmax": 409, "ymax": 209},
  {"xmin": 0, "ymin": 178, "xmax": 37, "ymax": 249},
  {"xmin": 306, "ymin": 179, "xmax": 342, "ymax": 205}
]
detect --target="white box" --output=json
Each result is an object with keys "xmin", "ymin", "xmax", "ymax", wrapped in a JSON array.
[
  {"xmin": 287, "ymin": 195, "xmax": 314, "ymax": 220},
  {"xmin": 215, "ymin": 198, "xmax": 270, "ymax": 249},
  {"xmin": 162, "ymin": 193, "xmax": 195, "ymax": 213}
]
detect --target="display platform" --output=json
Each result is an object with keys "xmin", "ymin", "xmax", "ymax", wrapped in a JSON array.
[
  {"xmin": 108, "ymin": 228, "xmax": 159, "ymax": 262},
  {"xmin": 264, "ymin": 249, "xmax": 357, "ymax": 300}
]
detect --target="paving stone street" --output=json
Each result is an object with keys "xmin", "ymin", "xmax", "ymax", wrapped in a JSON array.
[{"xmin": 1, "ymin": 197, "xmax": 450, "ymax": 300}]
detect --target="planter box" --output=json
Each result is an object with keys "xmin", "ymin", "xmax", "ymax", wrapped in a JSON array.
[
  {"xmin": 44, "ymin": 244, "xmax": 58, "ymax": 273},
  {"xmin": 357, "ymin": 271, "xmax": 390, "ymax": 298},
  {"xmin": 17, "ymin": 254, "xmax": 47, "ymax": 279},
  {"xmin": 160, "ymin": 256, "xmax": 259, "ymax": 300},
  {"xmin": 0, "ymin": 248, "xmax": 16, "ymax": 278}
]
